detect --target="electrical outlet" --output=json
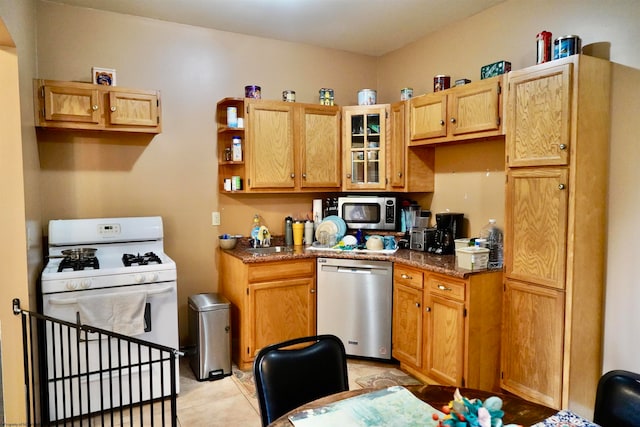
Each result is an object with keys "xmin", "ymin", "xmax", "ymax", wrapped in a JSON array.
[{"xmin": 212, "ymin": 211, "xmax": 221, "ymax": 226}]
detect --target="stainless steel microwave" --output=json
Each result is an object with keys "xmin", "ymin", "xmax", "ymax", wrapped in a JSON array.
[{"xmin": 337, "ymin": 196, "xmax": 397, "ymax": 230}]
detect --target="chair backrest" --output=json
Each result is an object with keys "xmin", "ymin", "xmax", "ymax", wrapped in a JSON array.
[
  {"xmin": 594, "ymin": 370, "xmax": 640, "ymax": 427},
  {"xmin": 253, "ymin": 334, "xmax": 349, "ymax": 426}
]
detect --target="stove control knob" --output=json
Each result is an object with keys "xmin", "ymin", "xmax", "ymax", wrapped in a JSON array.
[
  {"xmin": 148, "ymin": 273, "xmax": 158, "ymax": 282},
  {"xmin": 80, "ymin": 279, "xmax": 91, "ymax": 289},
  {"xmin": 134, "ymin": 274, "xmax": 145, "ymax": 283},
  {"xmin": 66, "ymin": 281, "xmax": 78, "ymax": 290}
]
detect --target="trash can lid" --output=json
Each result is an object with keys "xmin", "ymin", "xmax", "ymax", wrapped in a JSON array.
[{"xmin": 188, "ymin": 293, "xmax": 230, "ymax": 311}]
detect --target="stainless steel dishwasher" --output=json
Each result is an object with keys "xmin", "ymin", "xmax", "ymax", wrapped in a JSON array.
[{"xmin": 316, "ymin": 257, "xmax": 393, "ymax": 360}]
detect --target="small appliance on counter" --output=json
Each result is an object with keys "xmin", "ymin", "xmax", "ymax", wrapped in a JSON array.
[
  {"xmin": 427, "ymin": 212, "xmax": 464, "ymax": 255},
  {"xmin": 337, "ymin": 195, "xmax": 396, "ymax": 231}
]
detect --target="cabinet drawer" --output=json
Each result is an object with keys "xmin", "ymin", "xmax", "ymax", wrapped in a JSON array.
[
  {"xmin": 248, "ymin": 259, "xmax": 315, "ymax": 283},
  {"xmin": 428, "ymin": 275, "xmax": 465, "ymax": 301},
  {"xmin": 394, "ymin": 265, "xmax": 424, "ymax": 289}
]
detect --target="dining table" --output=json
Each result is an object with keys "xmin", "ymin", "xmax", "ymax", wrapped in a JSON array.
[{"xmin": 268, "ymin": 384, "xmax": 558, "ymax": 426}]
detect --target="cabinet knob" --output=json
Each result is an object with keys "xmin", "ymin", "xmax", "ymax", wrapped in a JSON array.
[
  {"xmin": 92, "ymin": 105, "xmax": 99, "ymax": 111},
  {"xmin": 415, "ymin": 302, "xmax": 421, "ymax": 308},
  {"xmin": 346, "ymin": 173, "xmax": 351, "ymax": 179},
  {"xmin": 439, "ymin": 120, "xmax": 445, "ymax": 126},
  {"xmin": 110, "ymin": 106, "xmax": 116, "ymax": 112},
  {"xmin": 558, "ymin": 183, "xmax": 566, "ymax": 190},
  {"xmin": 397, "ymin": 172, "xmax": 403, "ymax": 178},
  {"xmin": 302, "ymin": 173, "xmax": 307, "ymax": 179},
  {"xmin": 310, "ymin": 289, "xmax": 315, "ymax": 293},
  {"xmin": 450, "ymin": 117, "xmax": 456, "ymax": 124},
  {"xmin": 401, "ymin": 274, "xmax": 412, "ymax": 280},
  {"xmin": 425, "ymin": 307, "xmax": 431, "ymax": 312},
  {"xmin": 437, "ymin": 284, "xmax": 452, "ymax": 291},
  {"xmin": 559, "ymin": 143, "xmax": 567, "ymax": 150},
  {"xmin": 290, "ymin": 173, "xmax": 295, "ymax": 179}
]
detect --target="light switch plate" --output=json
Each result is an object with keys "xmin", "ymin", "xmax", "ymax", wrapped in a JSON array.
[{"xmin": 212, "ymin": 211, "xmax": 221, "ymax": 226}]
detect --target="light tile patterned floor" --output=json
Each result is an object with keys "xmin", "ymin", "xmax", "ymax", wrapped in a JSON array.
[{"xmin": 176, "ymin": 357, "xmax": 412, "ymax": 426}]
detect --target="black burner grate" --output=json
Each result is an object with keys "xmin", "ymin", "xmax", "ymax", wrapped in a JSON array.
[
  {"xmin": 122, "ymin": 252, "xmax": 162, "ymax": 267},
  {"xmin": 57, "ymin": 257, "xmax": 100, "ymax": 272}
]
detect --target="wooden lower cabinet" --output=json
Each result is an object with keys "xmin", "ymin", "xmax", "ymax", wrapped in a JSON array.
[
  {"xmin": 501, "ymin": 279, "xmax": 565, "ymax": 408},
  {"xmin": 392, "ymin": 267, "xmax": 502, "ymax": 392},
  {"xmin": 219, "ymin": 252, "xmax": 316, "ymax": 370}
]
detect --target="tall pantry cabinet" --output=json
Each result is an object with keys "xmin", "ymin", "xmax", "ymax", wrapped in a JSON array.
[{"xmin": 501, "ymin": 55, "xmax": 611, "ymax": 414}]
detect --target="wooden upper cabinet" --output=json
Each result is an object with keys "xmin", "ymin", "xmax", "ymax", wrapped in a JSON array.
[
  {"xmin": 242, "ymin": 99, "xmax": 341, "ymax": 192},
  {"xmin": 246, "ymin": 100, "xmax": 296, "ymax": 190},
  {"xmin": 108, "ymin": 90, "xmax": 160, "ymax": 128},
  {"xmin": 389, "ymin": 101, "xmax": 436, "ymax": 192},
  {"xmin": 34, "ymin": 79, "xmax": 161, "ymax": 133},
  {"xmin": 410, "ymin": 76, "xmax": 503, "ymax": 145},
  {"xmin": 42, "ymin": 84, "xmax": 101, "ymax": 124},
  {"xmin": 505, "ymin": 167, "xmax": 569, "ymax": 289},
  {"xmin": 410, "ymin": 92, "xmax": 447, "ymax": 140},
  {"xmin": 506, "ymin": 63, "xmax": 572, "ymax": 167},
  {"xmin": 298, "ymin": 105, "xmax": 341, "ymax": 189}
]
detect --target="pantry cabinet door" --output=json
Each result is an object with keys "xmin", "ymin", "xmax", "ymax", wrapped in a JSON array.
[
  {"xmin": 298, "ymin": 105, "xmax": 341, "ymax": 189},
  {"xmin": 247, "ymin": 101, "xmax": 295, "ymax": 189},
  {"xmin": 505, "ymin": 168, "xmax": 569, "ymax": 289},
  {"xmin": 506, "ymin": 63, "xmax": 572, "ymax": 167},
  {"xmin": 501, "ymin": 279, "xmax": 564, "ymax": 409}
]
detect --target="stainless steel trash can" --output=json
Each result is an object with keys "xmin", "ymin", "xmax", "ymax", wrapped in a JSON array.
[{"xmin": 188, "ymin": 293, "xmax": 231, "ymax": 381}]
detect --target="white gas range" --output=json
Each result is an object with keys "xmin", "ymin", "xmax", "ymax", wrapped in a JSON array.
[{"xmin": 40, "ymin": 216, "xmax": 179, "ymax": 421}]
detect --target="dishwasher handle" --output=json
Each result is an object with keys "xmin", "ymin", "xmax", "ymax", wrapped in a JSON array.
[{"xmin": 336, "ymin": 266, "xmax": 382, "ymax": 275}]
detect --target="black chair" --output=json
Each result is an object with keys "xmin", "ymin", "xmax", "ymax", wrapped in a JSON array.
[
  {"xmin": 253, "ymin": 334, "xmax": 349, "ymax": 426},
  {"xmin": 594, "ymin": 370, "xmax": 640, "ymax": 427}
]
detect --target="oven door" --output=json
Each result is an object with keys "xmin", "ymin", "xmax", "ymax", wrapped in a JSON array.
[{"xmin": 41, "ymin": 282, "xmax": 179, "ymax": 420}]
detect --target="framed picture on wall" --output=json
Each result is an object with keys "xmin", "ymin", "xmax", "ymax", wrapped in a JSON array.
[{"xmin": 92, "ymin": 67, "xmax": 117, "ymax": 86}]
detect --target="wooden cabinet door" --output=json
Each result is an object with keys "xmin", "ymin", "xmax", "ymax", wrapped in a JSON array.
[
  {"xmin": 108, "ymin": 90, "xmax": 159, "ymax": 129},
  {"xmin": 449, "ymin": 77, "xmax": 501, "ymax": 137},
  {"xmin": 506, "ymin": 63, "xmax": 572, "ymax": 167},
  {"xmin": 410, "ymin": 93, "xmax": 447, "ymax": 141},
  {"xmin": 392, "ymin": 283, "xmax": 423, "ymax": 368},
  {"xmin": 425, "ymin": 292, "xmax": 465, "ymax": 386},
  {"xmin": 342, "ymin": 105, "xmax": 387, "ymax": 190},
  {"xmin": 389, "ymin": 101, "xmax": 407, "ymax": 188},
  {"xmin": 298, "ymin": 105, "xmax": 341, "ymax": 189},
  {"xmin": 505, "ymin": 168, "xmax": 569, "ymax": 289},
  {"xmin": 246, "ymin": 100, "xmax": 295, "ymax": 189},
  {"xmin": 42, "ymin": 83, "xmax": 101, "ymax": 124},
  {"xmin": 501, "ymin": 279, "xmax": 565, "ymax": 409},
  {"xmin": 249, "ymin": 276, "xmax": 316, "ymax": 357}
]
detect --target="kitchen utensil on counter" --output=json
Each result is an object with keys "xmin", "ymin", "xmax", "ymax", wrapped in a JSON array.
[
  {"xmin": 219, "ymin": 235, "xmax": 237, "ymax": 250},
  {"xmin": 383, "ymin": 236, "xmax": 397, "ymax": 250},
  {"xmin": 304, "ymin": 220, "xmax": 314, "ymax": 245},
  {"xmin": 284, "ymin": 217, "xmax": 293, "ymax": 246},
  {"xmin": 292, "ymin": 222, "xmax": 304, "ymax": 246}
]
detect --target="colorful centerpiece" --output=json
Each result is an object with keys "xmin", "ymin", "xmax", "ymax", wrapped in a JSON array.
[{"xmin": 432, "ymin": 389, "xmax": 522, "ymax": 427}]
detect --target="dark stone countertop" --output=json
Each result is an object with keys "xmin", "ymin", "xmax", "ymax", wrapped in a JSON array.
[{"xmin": 220, "ymin": 237, "xmax": 500, "ymax": 279}]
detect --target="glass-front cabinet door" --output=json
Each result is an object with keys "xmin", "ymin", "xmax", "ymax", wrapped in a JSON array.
[{"xmin": 342, "ymin": 105, "xmax": 387, "ymax": 190}]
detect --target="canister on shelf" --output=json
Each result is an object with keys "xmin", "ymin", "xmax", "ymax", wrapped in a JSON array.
[
  {"xmin": 226, "ymin": 107, "xmax": 238, "ymax": 128},
  {"xmin": 433, "ymin": 75, "xmax": 450, "ymax": 92},
  {"xmin": 536, "ymin": 31, "xmax": 553, "ymax": 64},
  {"xmin": 224, "ymin": 147, "xmax": 232, "ymax": 162},
  {"xmin": 400, "ymin": 88, "xmax": 413, "ymax": 101},
  {"xmin": 245, "ymin": 85, "xmax": 261, "ymax": 99},
  {"xmin": 232, "ymin": 136, "xmax": 242, "ymax": 162},
  {"xmin": 553, "ymin": 35, "xmax": 581, "ymax": 60},
  {"xmin": 282, "ymin": 90, "xmax": 296, "ymax": 102},
  {"xmin": 223, "ymin": 179, "xmax": 232, "ymax": 191},
  {"xmin": 231, "ymin": 176, "xmax": 242, "ymax": 191},
  {"xmin": 319, "ymin": 88, "xmax": 334, "ymax": 105},
  {"xmin": 358, "ymin": 89, "xmax": 377, "ymax": 105}
]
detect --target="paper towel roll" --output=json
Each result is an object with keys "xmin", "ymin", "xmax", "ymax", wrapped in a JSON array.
[{"xmin": 313, "ymin": 199, "xmax": 323, "ymax": 225}]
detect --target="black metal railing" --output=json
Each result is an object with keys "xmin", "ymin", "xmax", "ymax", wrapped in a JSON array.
[{"xmin": 13, "ymin": 298, "xmax": 179, "ymax": 426}]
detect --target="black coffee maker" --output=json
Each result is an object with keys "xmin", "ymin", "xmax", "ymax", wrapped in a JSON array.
[{"xmin": 428, "ymin": 212, "xmax": 464, "ymax": 255}]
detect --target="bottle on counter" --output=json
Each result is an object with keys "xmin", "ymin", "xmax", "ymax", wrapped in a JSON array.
[
  {"xmin": 479, "ymin": 219, "xmax": 503, "ymax": 269},
  {"xmin": 250, "ymin": 214, "xmax": 262, "ymax": 242},
  {"xmin": 304, "ymin": 220, "xmax": 314, "ymax": 245},
  {"xmin": 284, "ymin": 216, "xmax": 293, "ymax": 246}
]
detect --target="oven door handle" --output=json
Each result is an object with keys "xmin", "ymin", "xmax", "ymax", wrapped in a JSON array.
[{"xmin": 48, "ymin": 286, "xmax": 174, "ymax": 305}]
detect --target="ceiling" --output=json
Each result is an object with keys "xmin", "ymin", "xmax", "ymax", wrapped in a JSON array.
[{"xmin": 48, "ymin": 0, "xmax": 506, "ymax": 56}]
